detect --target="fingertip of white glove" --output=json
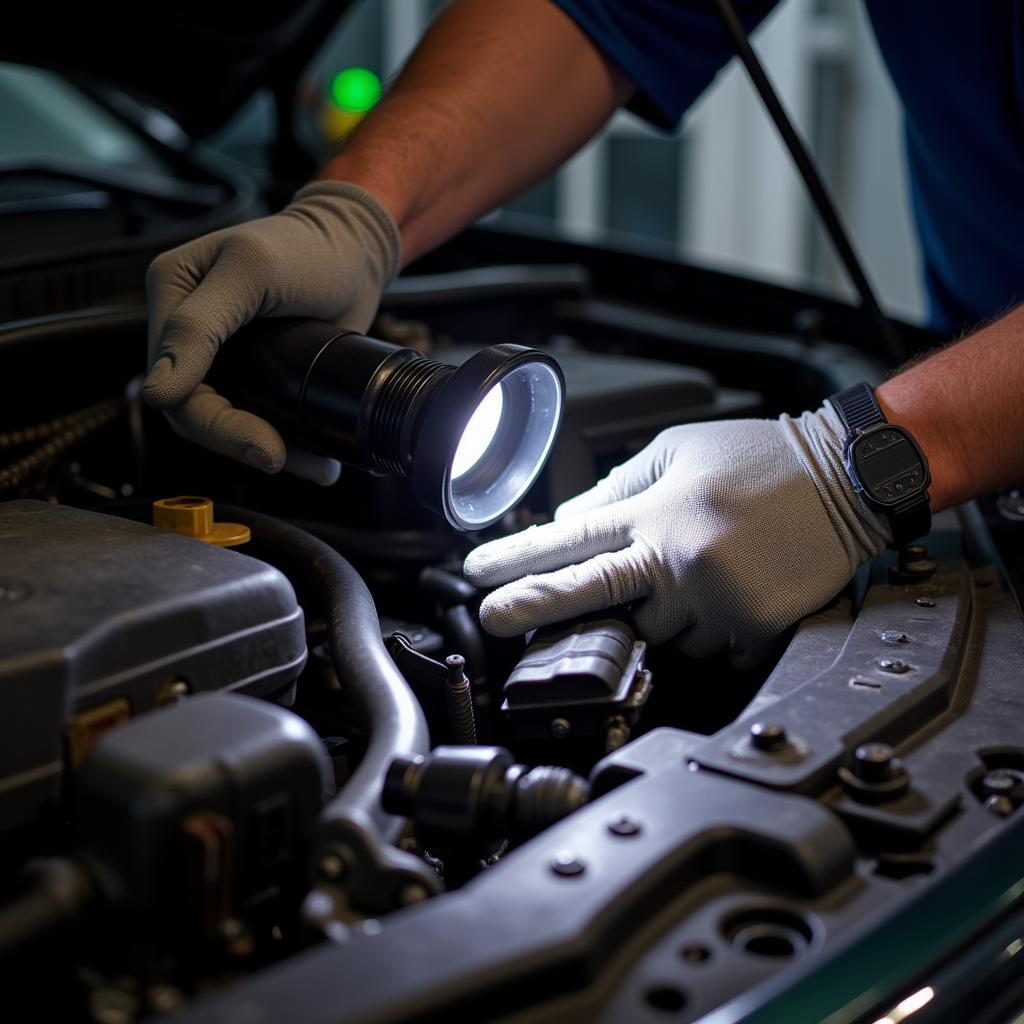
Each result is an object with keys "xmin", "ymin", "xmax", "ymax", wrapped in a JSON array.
[
  {"xmin": 462, "ymin": 526, "xmax": 538, "ymax": 585},
  {"xmin": 477, "ymin": 587, "xmax": 534, "ymax": 638},
  {"xmin": 283, "ymin": 447, "xmax": 342, "ymax": 486}
]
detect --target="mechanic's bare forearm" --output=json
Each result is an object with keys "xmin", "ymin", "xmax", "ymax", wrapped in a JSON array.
[
  {"xmin": 318, "ymin": 0, "xmax": 633, "ymax": 265},
  {"xmin": 876, "ymin": 306, "xmax": 1024, "ymax": 511}
]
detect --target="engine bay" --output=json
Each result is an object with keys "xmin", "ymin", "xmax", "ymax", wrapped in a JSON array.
[{"xmin": 2, "ymin": 247, "xmax": 1024, "ymax": 1023}]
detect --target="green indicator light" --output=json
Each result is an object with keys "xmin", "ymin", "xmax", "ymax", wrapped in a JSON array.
[{"xmin": 330, "ymin": 67, "xmax": 382, "ymax": 114}]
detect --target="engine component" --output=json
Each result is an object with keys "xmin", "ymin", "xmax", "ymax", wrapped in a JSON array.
[
  {"xmin": 383, "ymin": 746, "xmax": 590, "ymax": 849},
  {"xmin": 443, "ymin": 655, "xmax": 477, "ymax": 745},
  {"xmin": 0, "ymin": 856, "xmax": 95, "ymax": 960},
  {"xmin": 0, "ymin": 500, "xmax": 307, "ymax": 835},
  {"xmin": 502, "ymin": 614, "xmax": 652, "ymax": 748},
  {"xmin": 76, "ymin": 694, "xmax": 331, "ymax": 938},
  {"xmin": 151, "ymin": 495, "xmax": 250, "ymax": 547},
  {"xmin": 384, "ymin": 633, "xmax": 479, "ymax": 746},
  {"xmin": 205, "ymin": 508, "xmax": 439, "ymax": 921},
  {"xmin": 213, "ymin": 318, "xmax": 565, "ymax": 530},
  {"xmin": 75, "ymin": 688, "xmax": 329, "ymax": 937}
]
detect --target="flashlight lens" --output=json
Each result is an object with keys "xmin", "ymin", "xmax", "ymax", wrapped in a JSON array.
[
  {"xmin": 448, "ymin": 361, "xmax": 562, "ymax": 528},
  {"xmin": 452, "ymin": 384, "xmax": 505, "ymax": 479}
]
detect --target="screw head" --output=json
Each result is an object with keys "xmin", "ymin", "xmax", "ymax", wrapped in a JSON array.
[
  {"xmin": 550, "ymin": 718, "xmax": 572, "ymax": 739},
  {"xmin": 608, "ymin": 816, "xmax": 642, "ymax": 837},
  {"xmin": 914, "ymin": 597, "xmax": 936, "ymax": 608},
  {"xmin": 878, "ymin": 658, "xmax": 912, "ymax": 674},
  {"xmin": 985, "ymin": 794, "xmax": 1015, "ymax": 818},
  {"xmin": 854, "ymin": 743, "xmax": 895, "ymax": 782},
  {"xmin": 749, "ymin": 722, "xmax": 787, "ymax": 751},
  {"xmin": 880, "ymin": 631, "xmax": 910, "ymax": 645},
  {"xmin": 550, "ymin": 851, "xmax": 586, "ymax": 877}
]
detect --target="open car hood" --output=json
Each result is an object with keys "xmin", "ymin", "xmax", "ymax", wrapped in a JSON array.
[{"xmin": 0, "ymin": 0, "xmax": 355, "ymax": 136}]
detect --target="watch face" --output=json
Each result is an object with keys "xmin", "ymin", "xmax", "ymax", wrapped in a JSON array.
[{"xmin": 849, "ymin": 425, "xmax": 929, "ymax": 507}]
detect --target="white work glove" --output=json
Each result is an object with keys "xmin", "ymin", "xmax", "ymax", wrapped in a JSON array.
[
  {"xmin": 143, "ymin": 181, "xmax": 402, "ymax": 484},
  {"xmin": 464, "ymin": 403, "xmax": 891, "ymax": 666}
]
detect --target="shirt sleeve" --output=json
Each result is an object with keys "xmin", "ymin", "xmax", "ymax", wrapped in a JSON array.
[{"xmin": 551, "ymin": 0, "xmax": 780, "ymax": 130}]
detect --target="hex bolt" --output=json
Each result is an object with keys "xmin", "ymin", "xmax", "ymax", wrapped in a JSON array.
[
  {"xmin": 608, "ymin": 816, "xmax": 642, "ymax": 837},
  {"xmin": 444, "ymin": 654, "xmax": 477, "ymax": 745},
  {"xmin": 550, "ymin": 718, "xmax": 572, "ymax": 739},
  {"xmin": 550, "ymin": 851, "xmax": 586, "ymax": 877},
  {"xmin": 853, "ymin": 743, "xmax": 896, "ymax": 783},
  {"xmin": 914, "ymin": 597, "xmax": 936, "ymax": 608},
  {"xmin": 880, "ymin": 631, "xmax": 910, "ymax": 645},
  {"xmin": 749, "ymin": 722, "xmax": 787, "ymax": 751},
  {"xmin": 878, "ymin": 658, "xmax": 912, "ymax": 674},
  {"xmin": 891, "ymin": 543, "xmax": 938, "ymax": 584},
  {"xmin": 985, "ymin": 795, "xmax": 1015, "ymax": 818}
]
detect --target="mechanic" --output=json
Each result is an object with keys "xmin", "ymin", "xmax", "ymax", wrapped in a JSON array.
[{"xmin": 143, "ymin": 0, "xmax": 1024, "ymax": 664}]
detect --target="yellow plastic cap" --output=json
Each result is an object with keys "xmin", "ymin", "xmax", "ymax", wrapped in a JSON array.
[{"xmin": 152, "ymin": 496, "xmax": 251, "ymax": 548}]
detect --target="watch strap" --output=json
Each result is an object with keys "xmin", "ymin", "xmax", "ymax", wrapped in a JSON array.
[
  {"xmin": 887, "ymin": 493, "xmax": 931, "ymax": 548},
  {"xmin": 832, "ymin": 381, "xmax": 884, "ymax": 435},
  {"xmin": 829, "ymin": 381, "xmax": 931, "ymax": 549}
]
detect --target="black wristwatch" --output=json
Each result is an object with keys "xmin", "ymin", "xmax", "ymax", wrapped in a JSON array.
[{"xmin": 829, "ymin": 382, "xmax": 931, "ymax": 549}]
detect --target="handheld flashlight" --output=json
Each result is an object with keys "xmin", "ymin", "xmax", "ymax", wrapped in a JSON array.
[{"xmin": 213, "ymin": 318, "xmax": 564, "ymax": 530}]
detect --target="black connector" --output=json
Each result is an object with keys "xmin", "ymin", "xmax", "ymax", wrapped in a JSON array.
[{"xmin": 383, "ymin": 746, "xmax": 590, "ymax": 850}]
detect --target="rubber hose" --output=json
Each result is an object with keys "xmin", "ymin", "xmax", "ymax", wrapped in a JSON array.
[
  {"xmin": 214, "ymin": 507, "xmax": 429, "ymax": 844},
  {"xmin": 0, "ymin": 858, "xmax": 94, "ymax": 959}
]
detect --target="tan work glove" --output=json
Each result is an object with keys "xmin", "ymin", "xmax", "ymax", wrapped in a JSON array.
[{"xmin": 143, "ymin": 181, "xmax": 401, "ymax": 484}]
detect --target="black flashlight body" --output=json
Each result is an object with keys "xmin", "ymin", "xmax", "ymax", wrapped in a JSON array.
[
  {"xmin": 213, "ymin": 318, "xmax": 452, "ymax": 476},
  {"xmin": 212, "ymin": 318, "xmax": 565, "ymax": 530}
]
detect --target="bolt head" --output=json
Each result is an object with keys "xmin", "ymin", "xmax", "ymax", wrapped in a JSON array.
[
  {"xmin": 880, "ymin": 631, "xmax": 910, "ymax": 645},
  {"xmin": 608, "ymin": 816, "xmax": 642, "ymax": 837},
  {"xmin": 550, "ymin": 718, "xmax": 572, "ymax": 739},
  {"xmin": 749, "ymin": 722, "xmax": 787, "ymax": 751},
  {"xmin": 878, "ymin": 658, "xmax": 912, "ymax": 674},
  {"xmin": 914, "ymin": 597, "xmax": 936, "ymax": 608},
  {"xmin": 854, "ymin": 743, "xmax": 895, "ymax": 782},
  {"xmin": 550, "ymin": 851, "xmax": 586, "ymax": 877}
]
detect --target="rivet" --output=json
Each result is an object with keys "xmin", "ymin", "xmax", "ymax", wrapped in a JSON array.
[
  {"xmin": 550, "ymin": 851, "xmax": 586, "ymax": 877},
  {"xmin": 608, "ymin": 816, "xmax": 642, "ymax": 837},
  {"xmin": 749, "ymin": 722, "xmax": 787, "ymax": 751}
]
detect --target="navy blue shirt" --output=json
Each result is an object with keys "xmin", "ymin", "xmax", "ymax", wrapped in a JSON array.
[{"xmin": 554, "ymin": 0, "xmax": 1024, "ymax": 335}]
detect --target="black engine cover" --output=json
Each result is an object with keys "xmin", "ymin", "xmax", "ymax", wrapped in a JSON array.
[{"xmin": 0, "ymin": 500, "xmax": 307, "ymax": 834}]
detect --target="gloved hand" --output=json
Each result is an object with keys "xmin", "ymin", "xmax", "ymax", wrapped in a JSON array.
[
  {"xmin": 143, "ymin": 180, "xmax": 402, "ymax": 484},
  {"xmin": 464, "ymin": 403, "xmax": 891, "ymax": 665}
]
